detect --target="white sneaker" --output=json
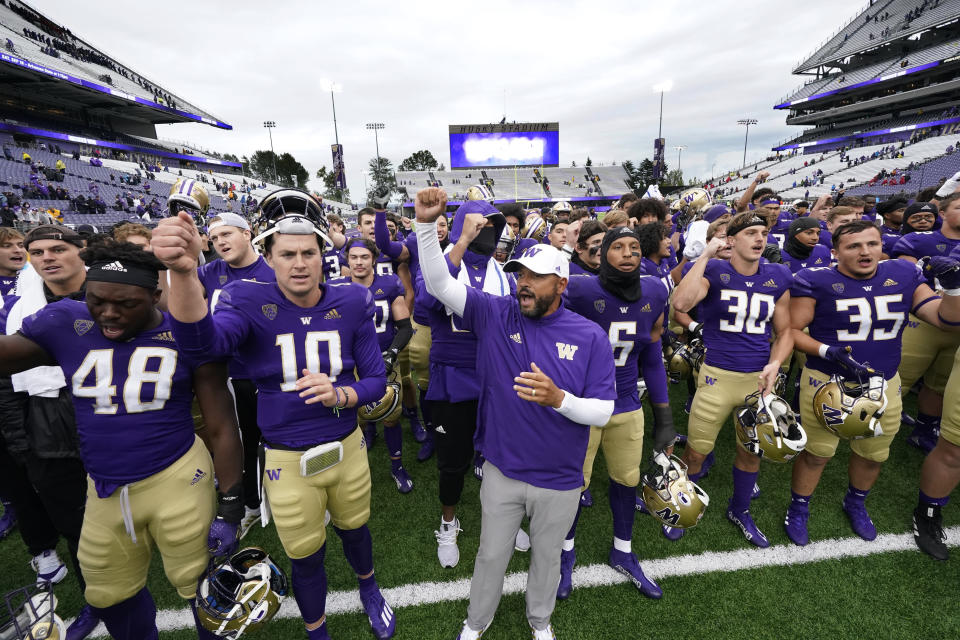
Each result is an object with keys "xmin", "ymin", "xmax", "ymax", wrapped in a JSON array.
[
  {"xmin": 31, "ymin": 549, "xmax": 67, "ymax": 584},
  {"xmin": 530, "ymin": 623, "xmax": 557, "ymax": 640},
  {"xmin": 455, "ymin": 620, "xmax": 486, "ymax": 639},
  {"xmin": 435, "ymin": 517, "xmax": 462, "ymax": 568},
  {"xmin": 514, "ymin": 527, "xmax": 531, "ymax": 552},
  {"xmin": 239, "ymin": 506, "xmax": 261, "ymax": 539}
]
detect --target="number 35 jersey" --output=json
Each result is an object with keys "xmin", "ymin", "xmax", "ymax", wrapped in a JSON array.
[
  {"xmin": 699, "ymin": 260, "xmax": 793, "ymax": 372},
  {"xmin": 792, "ymin": 260, "xmax": 926, "ymax": 380},
  {"xmin": 19, "ymin": 300, "xmax": 199, "ymax": 493}
]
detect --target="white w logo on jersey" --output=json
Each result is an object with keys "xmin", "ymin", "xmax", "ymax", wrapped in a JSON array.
[
  {"xmin": 556, "ymin": 342, "xmax": 579, "ymax": 361},
  {"xmin": 300, "ymin": 317, "xmax": 312, "ymax": 325}
]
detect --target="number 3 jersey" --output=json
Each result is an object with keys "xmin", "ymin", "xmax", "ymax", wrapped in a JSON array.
[
  {"xmin": 792, "ymin": 260, "xmax": 926, "ymax": 380},
  {"xmin": 171, "ymin": 280, "xmax": 386, "ymax": 448},
  {"xmin": 699, "ymin": 259, "xmax": 793, "ymax": 372},
  {"xmin": 19, "ymin": 300, "xmax": 201, "ymax": 496}
]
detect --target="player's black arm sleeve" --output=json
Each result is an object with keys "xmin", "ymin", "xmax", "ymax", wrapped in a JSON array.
[
  {"xmin": 388, "ymin": 317, "xmax": 413, "ymax": 354},
  {"xmin": 0, "ymin": 378, "xmax": 28, "ymax": 458},
  {"xmin": 0, "ymin": 334, "xmax": 56, "ymax": 376},
  {"xmin": 193, "ymin": 361, "xmax": 243, "ymax": 514}
]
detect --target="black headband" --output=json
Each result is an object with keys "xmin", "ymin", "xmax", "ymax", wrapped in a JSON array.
[
  {"xmin": 85, "ymin": 260, "xmax": 159, "ymax": 289},
  {"xmin": 727, "ymin": 216, "xmax": 767, "ymax": 238}
]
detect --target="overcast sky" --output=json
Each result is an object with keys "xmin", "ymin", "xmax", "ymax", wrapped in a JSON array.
[{"xmin": 41, "ymin": 0, "xmax": 853, "ymax": 199}]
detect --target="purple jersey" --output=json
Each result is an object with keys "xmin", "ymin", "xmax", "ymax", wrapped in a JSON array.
[
  {"xmin": 893, "ymin": 231, "xmax": 960, "ymax": 287},
  {"xmin": 780, "ymin": 244, "xmax": 831, "ymax": 273},
  {"xmin": 516, "ymin": 238, "xmax": 538, "ymax": 255},
  {"xmin": 20, "ymin": 301, "xmax": 199, "ymax": 495},
  {"xmin": 461, "ymin": 287, "xmax": 616, "ymax": 490},
  {"xmin": 0, "ymin": 275, "xmax": 16, "ymax": 296},
  {"xmin": 171, "ymin": 280, "xmax": 385, "ymax": 447},
  {"xmin": 565, "ymin": 274, "xmax": 667, "ymax": 414},
  {"xmin": 322, "ymin": 248, "xmax": 344, "ymax": 280},
  {"xmin": 699, "ymin": 260, "xmax": 792, "ymax": 372},
  {"xmin": 640, "ymin": 257, "xmax": 674, "ymax": 296},
  {"xmin": 331, "ymin": 274, "xmax": 404, "ymax": 352},
  {"xmin": 882, "ymin": 233, "xmax": 901, "ymax": 257},
  {"xmin": 792, "ymin": 260, "xmax": 925, "ymax": 379},
  {"xmin": 340, "ymin": 247, "xmax": 398, "ymax": 277}
]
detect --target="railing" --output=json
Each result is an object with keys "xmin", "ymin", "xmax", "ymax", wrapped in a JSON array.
[{"xmin": 792, "ymin": 0, "xmax": 891, "ymax": 72}]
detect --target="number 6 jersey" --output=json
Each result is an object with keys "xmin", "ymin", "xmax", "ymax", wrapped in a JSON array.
[
  {"xmin": 792, "ymin": 260, "xmax": 926, "ymax": 380},
  {"xmin": 19, "ymin": 300, "xmax": 201, "ymax": 496}
]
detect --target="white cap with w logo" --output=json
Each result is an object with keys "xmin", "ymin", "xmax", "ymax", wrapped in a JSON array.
[{"xmin": 503, "ymin": 244, "xmax": 569, "ymax": 279}]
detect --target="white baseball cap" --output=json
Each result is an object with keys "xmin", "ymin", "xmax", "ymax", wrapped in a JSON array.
[
  {"xmin": 503, "ymin": 244, "xmax": 569, "ymax": 279},
  {"xmin": 207, "ymin": 212, "xmax": 250, "ymax": 231}
]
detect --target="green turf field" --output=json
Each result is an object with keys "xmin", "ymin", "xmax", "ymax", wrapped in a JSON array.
[{"xmin": 1, "ymin": 385, "xmax": 956, "ymax": 639}]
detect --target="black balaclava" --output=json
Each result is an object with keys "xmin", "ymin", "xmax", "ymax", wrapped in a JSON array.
[
  {"xmin": 598, "ymin": 227, "xmax": 644, "ymax": 302},
  {"xmin": 783, "ymin": 216, "xmax": 820, "ymax": 260}
]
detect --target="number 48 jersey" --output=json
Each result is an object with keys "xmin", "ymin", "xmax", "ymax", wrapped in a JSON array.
[
  {"xmin": 699, "ymin": 259, "xmax": 793, "ymax": 373},
  {"xmin": 19, "ymin": 300, "xmax": 199, "ymax": 494},
  {"xmin": 793, "ymin": 260, "xmax": 926, "ymax": 380}
]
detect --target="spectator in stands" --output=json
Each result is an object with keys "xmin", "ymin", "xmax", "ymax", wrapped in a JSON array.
[
  {"xmin": 21, "ymin": 151, "xmax": 31, "ymax": 164},
  {"xmin": 54, "ymin": 158, "xmax": 66, "ymax": 174}
]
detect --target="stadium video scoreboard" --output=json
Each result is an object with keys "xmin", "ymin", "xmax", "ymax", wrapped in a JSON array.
[{"xmin": 449, "ymin": 122, "xmax": 559, "ymax": 169}]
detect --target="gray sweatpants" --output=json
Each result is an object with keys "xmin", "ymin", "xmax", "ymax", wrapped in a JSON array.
[{"xmin": 466, "ymin": 461, "xmax": 580, "ymax": 631}]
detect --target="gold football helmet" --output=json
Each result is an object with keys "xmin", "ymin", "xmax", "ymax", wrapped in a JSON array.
[
  {"xmin": 522, "ymin": 213, "xmax": 547, "ymax": 242},
  {"xmin": 168, "ymin": 178, "xmax": 211, "ymax": 216},
  {"xmin": 813, "ymin": 373, "xmax": 888, "ymax": 439},
  {"xmin": 196, "ymin": 547, "xmax": 288, "ymax": 639},
  {"xmin": 666, "ymin": 336, "xmax": 705, "ymax": 382},
  {"xmin": 494, "ymin": 226, "xmax": 518, "ymax": 264},
  {"xmin": 669, "ymin": 187, "xmax": 711, "ymax": 213},
  {"xmin": 0, "ymin": 582, "xmax": 66, "ymax": 640},
  {"xmin": 357, "ymin": 369, "xmax": 403, "ymax": 424},
  {"xmin": 734, "ymin": 391, "xmax": 807, "ymax": 463},
  {"xmin": 466, "ymin": 184, "xmax": 494, "ymax": 202},
  {"xmin": 641, "ymin": 453, "xmax": 709, "ymax": 529},
  {"xmin": 551, "ymin": 200, "xmax": 572, "ymax": 213}
]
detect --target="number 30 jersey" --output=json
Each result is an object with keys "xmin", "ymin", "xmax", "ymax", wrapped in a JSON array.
[
  {"xmin": 19, "ymin": 300, "xmax": 199, "ymax": 494},
  {"xmin": 792, "ymin": 260, "xmax": 926, "ymax": 380},
  {"xmin": 699, "ymin": 259, "xmax": 793, "ymax": 372},
  {"xmin": 172, "ymin": 280, "xmax": 386, "ymax": 447}
]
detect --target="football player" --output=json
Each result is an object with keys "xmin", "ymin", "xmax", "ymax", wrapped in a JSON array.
[
  {"xmin": 560, "ymin": 226, "xmax": 675, "ymax": 600},
  {"xmin": 780, "ymin": 217, "xmax": 831, "ymax": 273},
  {"xmin": 156, "ymin": 190, "xmax": 395, "ymax": 640},
  {"xmin": 892, "ymin": 196, "xmax": 960, "ymax": 452},
  {"xmin": 414, "ymin": 187, "xmax": 616, "ymax": 640},
  {"xmin": 568, "ymin": 220, "xmax": 606, "ymax": 276},
  {"xmin": 877, "ymin": 198, "xmax": 907, "ymax": 235},
  {"xmin": 0, "ymin": 227, "xmax": 25, "ymax": 294},
  {"xmin": 0, "ymin": 240, "xmax": 243, "ymax": 640},
  {"xmin": 671, "ymin": 212, "xmax": 794, "ymax": 546},
  {"xmin": 416, "ymin": 199, "xmax": 518, "ymax": 568},
  {"xmin": 322, "ymin": 213, "xmax": 347, "ymax": 279},
  {"xmin": 198, "ymin": 212, "xmax": 277, "ymax": 537},
  {"xmin": 339, "ymin": 238, "xmax": 414, "ymax": 492},
  {"xmin": 786, "ymin": 220, "xmax": 960, "ymax": 546}
]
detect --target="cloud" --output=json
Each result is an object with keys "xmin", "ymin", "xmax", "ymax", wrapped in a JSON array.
[{"xmin": 41, "ymin": 0, "xmax": 841, "ymax": 200}]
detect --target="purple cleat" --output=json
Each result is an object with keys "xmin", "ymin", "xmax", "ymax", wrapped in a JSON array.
[
  {"xmin": 609, "ymin": 549, "xmax": 662, "ymax": 599},
  {"xmin": 727, "ymin": 502, "xmax": 769, "ymax": 548},
  {"xmin": 843, "ymin": 499, "xmax": 877, "ymax": 541},
  {"xmin": 556, "ymin": 548, "xmax": 576, "ymax": 600}
]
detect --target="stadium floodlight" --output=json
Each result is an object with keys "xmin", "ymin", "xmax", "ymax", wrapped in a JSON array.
[
  {"xmin": 652, "ymin": 80, "xmax": 673, "ymax": 140},
  {"xmin": 737, "ymin": 119, "xmax": 758, "ymax": 169},
  {"xmin": 674, "ymin": 145, "xmax": 687, "ymax": 174},
  {"xmin": 263, "ymin": 121, "xmax": 278, "ymax": 184},
  {"xmin": 319, "ymin": 79, "xmax": 343, "ymax": 145},
  {"xmin": 366, "ymin": 122, "xmax": 385, "ymax": 166}
]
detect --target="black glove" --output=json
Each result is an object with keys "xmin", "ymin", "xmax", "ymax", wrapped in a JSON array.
[
  {"xmin": 925, "ymin": 256, "xmax": 960, "ymax": 290},
  {"xmin": 382, "ymin": 348, "xmax": 399, "ymax": 374},
  {"xmin": 651, "ymin": 404, "xmax": 678, "ymax": 453},
  {"xmin": 824, "ymin": 345, "xmax": 872, "ymax": 376},
  {"xmin": 762, "ymin": 243, "xmax": 782, "ymax": 264}
]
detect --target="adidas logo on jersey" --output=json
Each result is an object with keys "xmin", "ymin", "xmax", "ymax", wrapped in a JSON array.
[
  {"xmin": 640, "ymin": 303, "xmax": 651, "ymax": 312},
  {"xmin": 510, "ymin": 333, "xmax": 522, "ymax": 344},
  {"xmin": 324, "ymin": 309, "xmax": 341, "ymax": 320},
  {"xmin": 153, "ymin": 331, "xmax": 175, "ymax": 342},
  {"xmin": 762, "ymin": 279, "xmax": 777, "ymax": 288},
  {"xmin": 100, "ymin": 261, "xmax": 127, "ymax": 272},
  {"xmin": 883, "ymin": 278, "xmax": 898, "ymax": 287},
  {"xmin": 375, "ymin": 288, "xmax": 384, "ymax": 295}
]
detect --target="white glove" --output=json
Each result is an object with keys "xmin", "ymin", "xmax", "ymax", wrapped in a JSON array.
[
  {"xmin": 935, "ymin": 171, "xmax": 960, "ymax": 197},
  {"xmin": 683, "ymin": 220, "xmax": 710, "ymax": 259},
  {"xmin": 683, "ymin": 240, "xmax": 705, "ymax": 260}
]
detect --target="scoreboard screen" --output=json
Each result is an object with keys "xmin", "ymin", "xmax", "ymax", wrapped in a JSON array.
[{"xmin": 449, "ymin": 122, "xmax": 559, "ymax": 168}]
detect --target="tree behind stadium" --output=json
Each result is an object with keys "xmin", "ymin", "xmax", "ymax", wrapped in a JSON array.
[{"xmin": 247, "ymin": 150, "xmax": 310, "ymax": 188}]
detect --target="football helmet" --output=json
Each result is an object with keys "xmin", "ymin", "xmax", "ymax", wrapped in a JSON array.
[
  {"xmin": 641, "ymin": 453, "xmax": 709, "ymax": 530},
  {"xmin": 466, "ymin": 185, "xmax": 494, "ymax": 202},
  {"xmin": 0, "ymin": 582, "xmax": 65, "ymax": 640},
  {"xmin": 251, "ymin": 189, "xmax": 332, "ymax": 249},
  {"xmin": 168, "ymin": 179, "xmax": 211, "ymax": 217},
  {"xmin": 666, "ymin": 337, "xmax": 705, "ymax": 383},
  {"xmin": 357, "ymin": 369, "xmax": 402, "ymax": 424},
  {"xmin": 734, "ymin": 391, "xmax": 807, "ymax": 463},
  {"xmin": 196, "ymin": 547, "xmax": 288, "ymax": 639},
  {"xmin": 494, "ymin": 226, "xmax": 518, "ymax": 265},
  {"xmin": 522, "ymin": 213, "xmax": 547, "ymax": 242},
  {"xmin": 669, "ymin": 187, "xmax": 711, "ymax": 214},
  {"xmin": 551, "ymin": 200, "xmax": 572, "ymax": 213},
  {"xmin": 813, "ymin": 373, "xmax": 888, "ymax": 439}
]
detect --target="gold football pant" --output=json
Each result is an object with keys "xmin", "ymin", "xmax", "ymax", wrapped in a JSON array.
[
  {"xmin": 582, "ymin": 409, "xmax": 645, "ymax": 489},
  {"xmin": 898, "ymin": 315, "xmax": 960, "ymax": 394},
  {"xmin": 263, "ymin": 427, "xmax": 371, "ymax": 559},
  {"xmin": 687, "ymin": 364, "xmax": 763, "ymax": 456},
  {"xmin": 799, "ymin": 367, "xmax": 903, "ymax": 462},
  {"xmin": 409, "ymin": 319, "xmax": 432, "ymax": 389},
  {"xmin": 78, "ymin": 436, "xmax": 215, "ymax": 608},
  {"xmin": 937, "ymin": 349, "xmax": 960, "ymax": 447}
]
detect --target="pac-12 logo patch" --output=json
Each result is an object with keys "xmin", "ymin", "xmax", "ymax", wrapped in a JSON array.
[
  {"xmin": 832, "ymin": 283, "xmax": 845, "ymax": 294},
  {"xmin": 219, "ymin": 275, "xmax": 228, "ymax": 285},
  {"xmin": 719, "ymin": 273, "xmax": 731, "ymax": 284},
  {"xmin": 262, "ymin": 304, "xmax": 278, "ymax": 320},
  {"xmin": 73, "ymin": 319, "xmax": 94, "ymax": 336},
  {"xmin": 594, "ymin": 299, "xmax": 606, "ymax": 313}
]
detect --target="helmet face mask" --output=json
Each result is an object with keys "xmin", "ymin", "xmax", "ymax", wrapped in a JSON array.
[
  {"xmin": 734, "ymin": 390, "xmax": 807, "ymax": 463},
  {"xmin": 168, "ymin": 179, "xmax": 211, "ymax": 222},
  {"xmin": 813, "ymin": 372, "xmax": 888, "ymax": 439},
  {"xmin": 494, "ymin": 227, "xmax": 518, "ymax": 264},
  {"xmin": 252, "ymin": 189, "xmax": 332, "ymax": 251},
  {"xmin": 0, "ymin": 582, "xmax": 66, "ymax": 640},
  {"xmin": 641, "ymin": 453, "xmax": 709, "ymax": 529},
  {"xmin": 196, "ymin": 547, "xmax": 288, "ymax": 639}
]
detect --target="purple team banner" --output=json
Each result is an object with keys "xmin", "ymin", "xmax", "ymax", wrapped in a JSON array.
[
  {"xmin": 0, "ymin": 52, "xmax": 232, "ymax": 130},
  {"xmin": 331, "ymin": 144, "xmax": 346, "ymax": 189}
]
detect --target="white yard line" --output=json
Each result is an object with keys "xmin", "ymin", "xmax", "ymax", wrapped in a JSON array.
[{"xmin": 83, "ymin": 525, "xmax": 960, "ymax": 637}]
